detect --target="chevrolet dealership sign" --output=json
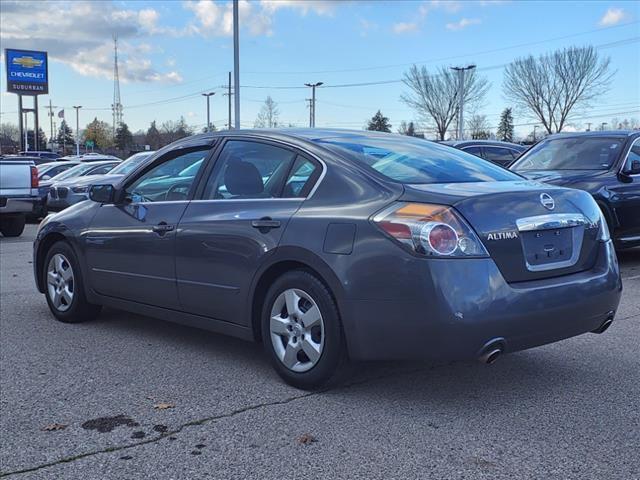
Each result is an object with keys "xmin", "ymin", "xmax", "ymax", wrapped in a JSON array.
[{"xmin": 5, "ymin": 49, "xmax": 48, "ymax": 95}]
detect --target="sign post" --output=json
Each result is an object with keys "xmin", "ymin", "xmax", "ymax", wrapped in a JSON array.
[{"xmin": 5, "ymin": 49, "xmax": 49, "ymax": 152}]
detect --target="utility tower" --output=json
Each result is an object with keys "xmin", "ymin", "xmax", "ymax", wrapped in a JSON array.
[{"xmin": 112, "ymin": 34, "xmax": 123, "ymax": 136}]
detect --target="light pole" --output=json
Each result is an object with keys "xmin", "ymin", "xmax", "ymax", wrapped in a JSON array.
[
  {"xmin": 601, "ymin": 122, "xmax": 607, "ymax": 131},
  {"xmin": 202, "ymin": 92, "xmax": 215, "ymax": 132},
  {"xmin": 304, "ymin": 82, "xmax": 323, "ymax": 128},
  {"xmin": 73, "ymin": 106, "xmax": 82, "ymax": 156},
  {"xmin": 533, "ymin": 125, "xmax": 538, "ymax": 142},
  {"xmin": 451, "ymin": 65, "xmax": 476, "ymax": 140},
  {"xmin": 233, "ymin": 0, "xmax": 240, "ymax": 129}
]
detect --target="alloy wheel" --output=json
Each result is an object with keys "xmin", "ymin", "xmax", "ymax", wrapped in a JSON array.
[
  {"xmin": 46, "ymin": 253, "xmax": 75, "ymax": 312},
  {"xmin": 269, "ymin": 288, "xmax": 325, "ymax": 373}
]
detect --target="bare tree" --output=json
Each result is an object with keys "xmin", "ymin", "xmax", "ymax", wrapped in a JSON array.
[
  {"xmin": 254, "ymin": 96, "xmax": 280, "ymax": 128},
  {"xmin": 401, "ymin": 65, "xmax": 490, "ymax": 140},
  {"xmin": 467, "ymin": 114, "xmax": 491, "ymax": 139},
  {"xmin": 504, "ymin": 46, "xmax": 613, "ymax": 134}
]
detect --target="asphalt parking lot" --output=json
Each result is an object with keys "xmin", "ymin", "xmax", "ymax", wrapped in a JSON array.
[{"xmin": 1, "ymin": 224, "xmax": 639, "ymax": 479}]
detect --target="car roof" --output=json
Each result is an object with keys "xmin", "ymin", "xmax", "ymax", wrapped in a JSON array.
[
  {"xmin": 442, "ymin": 140, "xmax": 525, "ymax": 149},
  {"xmin": 547, "ymin": 130, "xmax": 640, "ymax": 139}
]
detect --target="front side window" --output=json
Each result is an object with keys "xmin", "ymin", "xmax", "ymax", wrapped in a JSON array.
[
  {"xmin": 203, "ymin": 140, "xmax": 296, "ymax": 199},
  {"xmin": 513, "ymin": 137, "xmax": 625, "ymax": 171},
  {"xmin": 316, "ymin": 135, "xmax": 519, "ymax": 184},
  {"xmin": 126, "ymin": 149, "xmax": 209, "ymax": 202},
  {"xmin": 623, "ymin": 139, "xmax": 640, "ymax": 173}
]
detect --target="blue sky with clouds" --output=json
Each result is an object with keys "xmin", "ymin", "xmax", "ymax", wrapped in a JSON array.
[{"xmin": 1, "ymin": 0, "xmax": 638, "ymax": 138}]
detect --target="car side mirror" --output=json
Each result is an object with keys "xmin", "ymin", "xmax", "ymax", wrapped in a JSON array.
[
  {"xmin": 42, "ymin": 175, "xmax": 51, "ymax": 180},
  {"xmin": 89, "ymin": 184, "xmax": 116, "ymax": 204}
]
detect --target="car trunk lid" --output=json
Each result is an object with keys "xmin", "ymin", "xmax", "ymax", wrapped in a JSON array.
[{"xmin": 401, "ymin": 181, "xmax": 602, "ymax": 283}]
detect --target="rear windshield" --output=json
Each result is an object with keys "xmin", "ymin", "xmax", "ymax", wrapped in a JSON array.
[
  {"xmin": 52, "ymin": 163, "xmax": 100, "ymax": 181},
  {"xmin": 314, "ymin": 135, "xmax": 519, "ymax": 184},
  {"xmin": 512, "ymin": 137, "xmax": 624, "ymax": 171}
]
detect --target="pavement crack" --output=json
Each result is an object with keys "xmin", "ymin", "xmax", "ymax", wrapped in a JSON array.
[{"xmin": 0, "ymin": 363, "xmax": 439, "ymax": 478}]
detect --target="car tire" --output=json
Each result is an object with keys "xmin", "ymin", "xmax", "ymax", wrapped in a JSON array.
[
  {"xmin": 0, "ymin": 215, "xmax": 26, "ymax": 237},
  {"xmin": 262, "ymin": 270, "xmax": 346, "ymax": 390},
  {"xmin": 43, "ymin": 240, "xmax": 102, "ymax": 323}
]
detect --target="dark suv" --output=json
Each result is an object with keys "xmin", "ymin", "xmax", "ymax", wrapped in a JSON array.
[
  {"xmin": 443, "ymin": 140, "xmax": 527, "ymax": 167},
  {"xmin": 511, "ymin": 131, "xmax": 640, "ymax": 249}
]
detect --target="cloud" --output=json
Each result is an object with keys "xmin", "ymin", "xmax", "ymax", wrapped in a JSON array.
[
  {"xmin": 599, "ymin": 7, "xmax": 628, "ymax": 26},
  {"xmin": 358, "ymin": 17, "xmax": 378, "ymax": 37},
  {"xmin": 394, "ymin": 0, "xmax": 463, "ymax": 34},
  {"xmin": 446, "ymin": 17, "xmax": 482, "ymax": 31},
  {"xmin": 184, "ymin": 0, "xmax": 335, "ymax": 38},
  {"xmin": 0, "ymin": 0, "xmax": 182, "ymax": 83},
  {"xmin": 392, "ymin": 22, "xmax": 419, "ymax": 34}
]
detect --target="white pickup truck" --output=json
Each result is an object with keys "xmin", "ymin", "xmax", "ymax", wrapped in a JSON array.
[{"xmin": 0, "ymin": 158, "xmax": 39, "ymax": 237}]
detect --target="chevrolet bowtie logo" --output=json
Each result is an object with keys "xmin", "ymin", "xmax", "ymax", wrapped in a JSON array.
[{"xmin": 12, "ymin": 56, "xmax": 43, "ymax": 68}]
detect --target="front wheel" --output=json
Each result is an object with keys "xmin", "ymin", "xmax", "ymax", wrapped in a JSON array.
[
  {"xmin": 43, "ymin": 241, "xmax": 102, "ymax": 323},
  {"xmin": 262, "ymin": 270, "xmax": 345, "ymax": 390}
]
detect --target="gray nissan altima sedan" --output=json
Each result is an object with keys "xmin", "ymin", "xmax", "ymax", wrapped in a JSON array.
[{"xmin": 33, "ymin": 129, "xmax": 622, "ymax": 389}]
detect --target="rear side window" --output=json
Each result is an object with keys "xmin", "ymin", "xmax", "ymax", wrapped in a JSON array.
[
  {"xmin": 461, "ymin": 145, "xmax": 483, "ymax": 157},
  {"xmin": 316, "ymin": 135, "xmax": 519, "ymax": 184},
  {"xmin": 482, "ymin": 146, "xmax": 516, "ymax": 165},
  {"xmin": 203, "ymin": 140, "xmax": 296, "ymax": 199},
  {"xmin": 282, "ymin": 156, "xmax": 320, "ymax": 198}
]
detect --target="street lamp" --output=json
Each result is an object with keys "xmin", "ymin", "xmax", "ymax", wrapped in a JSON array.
[
  {"xmin": 304, "ymin": 82, "xmax": 323, "ymax": 128},
  {"xmin": 601, "ymin": 122, "xmax": 608, "ymax": 131},
  {"xmin": 202, "ymin": 92, "xmax": 215, "ymax": 132},
  {"xmin": 450, "ymin": 65, "xmax": 476, "ymax": 140},
  {"xmin": 73, "ymin": 105, "xmax": 82, "ymax": 156}
]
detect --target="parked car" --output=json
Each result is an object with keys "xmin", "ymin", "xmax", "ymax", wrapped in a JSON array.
[
  {"xmin": 20, "ymin": 151, "xmax": 60, "ymax": 160},
  {"xmin": 34, "ymin": 129, "xmax": 621, "ymax": 389},
  {"xmin": 43, "ymin": 152, "xmax": 156, "ymax": 212},
  {"xmin": 56, "ymin": 153, "xmax": 122, "ymax": 163},
  {"xmin": 511, "ymin": 130, "xmax": 640, "ymax": 249},
  {"xmin": 37, "ymin": 161, "xmax": 80, "ymax": 181},
  {"xmin": 0, "ymin": 157, "xmax": 39, "ymax": 236},
  {"xmin": 443, "ymin": 140, "xmax": 527, "ymax": 167},
  {"xmin": 46, "ymin": 161, "xmax": 120, "ymax": 211},
  {"xmin": 2, "ymin": 154, "xmax": 54, "ymax": 166}
]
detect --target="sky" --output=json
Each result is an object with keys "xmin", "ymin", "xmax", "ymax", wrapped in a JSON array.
[{"xmin": 0, "ymin": 0, "xmax": 639, "ymax": 140}]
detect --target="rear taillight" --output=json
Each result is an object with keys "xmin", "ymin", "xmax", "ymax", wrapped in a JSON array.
[
  {"xmin": 373, "ymin": 202, "xmax": 488, "ymax": 258},
  {"xmin": 30, "ymin": 166, "xmax": 39, "ymax": 188},
  {"xmin": 597, "ymin": 208, "xmax": 610, "ymax": 242}
]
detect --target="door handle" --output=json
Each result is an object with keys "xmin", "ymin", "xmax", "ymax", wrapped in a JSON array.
[
  {"xmin": 251, "ymin": 217, "xmax": 281, "ymax": 230},
  {"xmin": 152, "ymin": 222, "xmax": 175, "ymax": 235}
]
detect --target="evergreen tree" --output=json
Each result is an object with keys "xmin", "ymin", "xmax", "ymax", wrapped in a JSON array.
[
  {"xmin": 367, "ymin": 110, "xmax": 392, "ymax": 132},
  {"xmin": 145, "ymin": 121, "xmax": 163, "ymax": 150},
  {"xmin": 26, "ymin": 128, "xmax": 47, "ymax": 151},
  {"xmin": 115, "ymin": 122, "xmax": 134, "ymax": 152},
  {"xmin": 398, "ymin": 121, "xmax": 417, "ymax": 136},
  {"xmin": 56, "ymin": 120, "xmax": 74, "ymax": 150},
  {"xmin": 496, "ymin": 108, "xmax": 514, "ymax": 142}
]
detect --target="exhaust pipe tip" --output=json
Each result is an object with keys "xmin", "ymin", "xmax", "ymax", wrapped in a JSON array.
[
  {"xmin": 591, "ymin": 314, "xmax": 614, "ymax": 334},
  {"xmin": 479, "ymin": 348, "xmax": 502, "ymax": 365}
]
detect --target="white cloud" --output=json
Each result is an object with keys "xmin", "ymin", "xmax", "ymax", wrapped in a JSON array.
[
  {"xmin": 446, "ymin": 17, "xmax": 481, "ymax": 31},
  {"xmin": 184, "ymin": 0, "xmax": 335, "ymax": 38},
  {"xmin": 599, "ymin": 7, "xmax": 628, "ymax": 26},
  {"xmin": 358, "ymin": 17, "xmax": 378, "ymax": 37},
  {"xmin": 392, "ymin": 22, "xmax": 419, "ymax": 34},
  {"xmin": 0, "ymin": 1, "xmax": 182, "ymax": 83}
]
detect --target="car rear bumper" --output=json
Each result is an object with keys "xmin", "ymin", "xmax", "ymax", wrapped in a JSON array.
[
  {"xmin": 343, "ymin": 240, "xmax": 622, "ymax": 361},
  {"xmin": 0, "ymin": 197, "xmax": 37, "ymax": 214}
]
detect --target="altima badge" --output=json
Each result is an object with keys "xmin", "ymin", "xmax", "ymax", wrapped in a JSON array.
[
  {"xmin": 487, "ymin": 231, "xmax": 519, "ymax": 241},
  {"xmin": 540, "ymin": 193, "xmax": 555, "ymax": 210}
]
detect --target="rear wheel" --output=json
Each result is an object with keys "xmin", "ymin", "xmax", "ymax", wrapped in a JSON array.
[
  {"xmin": 43, "ymin": 241, "xmax": 101, "ymax": 323},
  {"xmin": 262, "ymin": 270, "xmax": 345, "ymax": 390},
  {"xmin": 0, "ymin": 215, "xmax": 26, "ymax": 237}
]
